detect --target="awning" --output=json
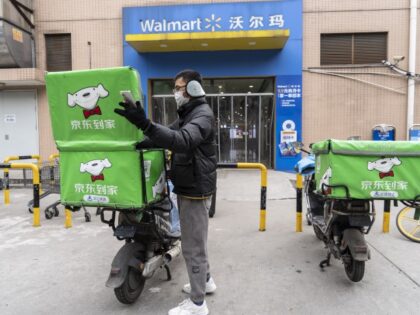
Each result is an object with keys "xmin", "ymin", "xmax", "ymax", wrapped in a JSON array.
[{"xmin": 125, "ymin": 29, "xmax": 290, "ymax": 53}]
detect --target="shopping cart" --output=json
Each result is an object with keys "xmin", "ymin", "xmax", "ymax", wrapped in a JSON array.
[{"xmin": 27, "ymin": 158, "xmax": 92, "ymax": 222}]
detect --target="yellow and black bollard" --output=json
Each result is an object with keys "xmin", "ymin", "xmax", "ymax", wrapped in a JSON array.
[
  {"xmin": 217, "ymin": 163, "xmax": 267, "ymax": 231},
  {"xmin": 65, "ymin": 207, "xmax": 73, "ymax": 228},
  {"xmin": 383, "ymin": 200, "xmax": 391, "ymax": 233},
  {"xmin": 1, "ymin": 163, "xmax": 40, "ymax": 226},
  {"xmin": 3, "ymin": 155, "xmax": 41, "ymax": 205},
  {"xmin": 3, "ymin": 168, "xmax": 10, "ymax": 205},
  {"xmin": 296, "ymin": 173, "xmax": 303, "ymax": 232}
]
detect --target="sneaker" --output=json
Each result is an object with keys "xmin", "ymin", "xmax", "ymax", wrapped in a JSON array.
[
  {"xmin": 168, "ymin": 299, "xmax": 209, "ymax": 315},
  {"xmin": 182, "ymin": 277, "xmax": 217, "ymax": 295}
]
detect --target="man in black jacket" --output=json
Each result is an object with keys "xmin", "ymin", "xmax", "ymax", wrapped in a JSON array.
[{"xmin": 115, "ymin": 70, "xmax": 216, "ymax": 315}]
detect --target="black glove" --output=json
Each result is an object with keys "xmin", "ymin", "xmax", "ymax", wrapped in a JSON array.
[{"xmin": 114, "ymin": 99, "xmax": 151, "ymax": 131}]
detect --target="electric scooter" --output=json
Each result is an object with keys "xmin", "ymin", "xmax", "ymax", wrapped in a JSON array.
[{"xmin": 294, "ymin": 142, "xmax": 374, "ymax": 282}]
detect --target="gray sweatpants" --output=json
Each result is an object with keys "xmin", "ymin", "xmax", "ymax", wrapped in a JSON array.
[{"xmin": 177, "ymin": 195, "xmax": 211, "ymax": 304}]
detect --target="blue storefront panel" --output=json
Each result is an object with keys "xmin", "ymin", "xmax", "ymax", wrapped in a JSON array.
[{"xmin": 123, "ymin": 0, "xmax": 302, "ymax": 170}]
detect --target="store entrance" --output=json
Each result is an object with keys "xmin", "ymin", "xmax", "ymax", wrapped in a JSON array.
[{"xmin": 151, "ymin": 78, "xmax": 275, "ymax": 168}]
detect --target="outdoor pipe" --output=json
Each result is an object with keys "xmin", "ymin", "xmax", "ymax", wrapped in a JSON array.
[{"xmin": 407, "ymin": 0, "xmax": 417, "ymax": 138}]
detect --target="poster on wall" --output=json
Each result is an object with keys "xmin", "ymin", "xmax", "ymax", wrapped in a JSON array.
[
  {"xmin": 279, "ymin": 119, "xmax": 298, "ymax": 156},
  {"xmin": 276, "ymin": 74, "xmax": 303, "ymax": 170}
]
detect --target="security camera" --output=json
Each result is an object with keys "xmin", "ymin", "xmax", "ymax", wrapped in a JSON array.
[{"xmin": 392, "ymin": 56, "xmax": 405, "ymax": 64}]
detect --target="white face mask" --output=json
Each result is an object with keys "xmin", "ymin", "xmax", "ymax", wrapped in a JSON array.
[{"xmin": 174, "ymin": 91, "xmax": 189, "ymax": 107}]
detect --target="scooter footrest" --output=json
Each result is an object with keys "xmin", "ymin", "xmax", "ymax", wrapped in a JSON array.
[{"xmin": 114, "ymin": 225, "xmax": 136, "ymax": 238}]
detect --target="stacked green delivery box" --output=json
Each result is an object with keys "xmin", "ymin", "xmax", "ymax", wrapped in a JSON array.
[
  {"xmin": 46, "ymin": 67, "xmax": 166, "ymax": 209},
  {"xmin": 312, "ymin": 139, "xmax": 420, "ymax": 200}
]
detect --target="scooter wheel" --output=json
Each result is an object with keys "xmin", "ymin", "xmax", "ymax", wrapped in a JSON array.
[
  {"xmin": 114, "ymin": 267, "xmax": 146, "ymax": 304},
  {"xmin": 85, "ymin": 212, "xmax": 91, "ymax": 222},
  {"xmin": 45, "ymin": 210, "xmax": 54, "ymax": 220},
  {"xmin": 396, "ymin": 207, "xmax": 420, "ymax": 243},
  {"xmin": 344, "ymin": 256, "xmax": 365, "ymax": 282},
  {"xmin": 313, "ymin": 225, "xmax": 324, "ymax": 241},
  {"xmin": 54, "ymin": 207, "xmax": 60, "ymax": 217}
]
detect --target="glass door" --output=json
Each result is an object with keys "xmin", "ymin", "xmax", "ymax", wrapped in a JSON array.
[
  {"xmin": 215, "ymin": 94, "xmax": 274, "ymax": 166},
  {"xmin": 260, "ymin": 96, "xmax": 274, "ymax": 168},
  {"xmin": 150, "ymin": 78, "xmax": 275, "ymax": 168},
  {"xmin": 232, "ymin": 96, "xmax": 246, "ymax": 162},
  {"xmin": 218, "ymin": 96, "xmax": 232, "ymax": 162},
  {"xmin": 246, "ymin": 95, "xmax": 260, "ymax": 163}
]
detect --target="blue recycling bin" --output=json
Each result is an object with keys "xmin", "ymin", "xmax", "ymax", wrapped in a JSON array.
[
  {"xmin": 409, "ymin": 124, "xmax": 420, "ymax": 141},
  {"xmin": 372, "ymin": 124, "xmax": 395, "ymax": 141}
]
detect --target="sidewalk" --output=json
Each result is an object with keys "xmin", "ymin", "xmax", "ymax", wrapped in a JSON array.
[{"xmin": 0, "ymin": 169, "xmax": 419, "ymax": 315}]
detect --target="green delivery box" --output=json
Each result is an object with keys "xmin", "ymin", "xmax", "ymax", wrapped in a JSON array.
[
  {"xmin": 313, "ymin": 139, "xmax": 420, "ymax": 200},
  {"xmin": 59, "ymin": 149, "xmax": 166, "ymax": 209},
  {"xmin": 46, "ymin": 67, "xmax": 166, "ymax": 209},
  {"xmin": 46, "ymin": 67, "xmax": 144, "ymax": 144}
]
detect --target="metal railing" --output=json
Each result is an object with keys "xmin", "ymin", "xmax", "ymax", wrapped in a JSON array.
[
  {"xmin": 217, "ymin": 162, "xmax": 267, "ymax": 231},
  {"xmin": 3, "ymin": 155, "xmax": 41, "ymax": 205},
  {"xmin": 0, "ymin": 162, "xmax": 40, "ymax": 227}
]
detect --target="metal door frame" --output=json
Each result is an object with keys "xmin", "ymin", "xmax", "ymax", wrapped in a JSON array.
[{"xmin": 151, "ymin": 92, "xmax": 274, "ymax": 165}]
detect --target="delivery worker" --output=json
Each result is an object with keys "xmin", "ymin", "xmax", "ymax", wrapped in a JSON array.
[{"xmin": 115, "ymin": 69, "xmax": 217, "ymax": 315}]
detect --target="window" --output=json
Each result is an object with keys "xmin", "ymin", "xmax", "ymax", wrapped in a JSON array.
[
  {"xmin": 45, "ymin": 34, "xmax": 72, "ymax": 71},
  {"xmin": 321, "ymin": 33, "xmax": 387, "ymax": 65}
]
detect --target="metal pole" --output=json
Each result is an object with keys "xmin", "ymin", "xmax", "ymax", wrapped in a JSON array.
[
  {"xmin": 1, "ymin": 163, "xmax": 40, "ymax": 227},
  {"xmin": 65, "ymin": 208, "xmax": 73, "ymax": 228},
  {"xmin": 258, "ymin": 95, "xmax": 261, "ymax": 163},
  {"xmin": 383, "ymin": 200, "xmax": 391, "ymax": 233},
  {"xmin": 407, "ymin": 0, "xmax": 417, "ymax": 138},
  {"xmin": 217, "ymin": 162, "xmax": 267, "ymax": 231},
  {"xmin": 296, "ymin": 173, "xmax": 303, "ymax": 232},
  {"xmin": 245, "ymin": 96, "xmax": 248, "ymax": 163},
  {"xmin": 217, "ymin": 96, "xmax": 221, "ymax": 162},
  {"xmin": 237, "ymin": 162, "xmax": 267, "ymax": 231},
  {"xmin": 3, "ymin": 155, "xmax": 40, "ymax": 204},
  {"xmin": 4, "ymin": 170, "xmax": 10, "ymax": 205}
]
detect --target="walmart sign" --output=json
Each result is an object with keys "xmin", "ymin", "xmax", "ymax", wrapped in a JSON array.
[
  {"xmin": 124, "ymin": 1, "xmax": 293, "ymax": 34},
  {"xmin": 139, "ymin": 14, "xmax": 284, "ymax": 33}
]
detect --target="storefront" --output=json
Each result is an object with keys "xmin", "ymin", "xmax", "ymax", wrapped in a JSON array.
[{"xmin": 123, "ymin": 0, "xmax": 302, "ymax": 170}]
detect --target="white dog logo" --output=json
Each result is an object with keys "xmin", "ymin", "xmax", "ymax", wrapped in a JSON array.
[
  {"xmin": 368, "ymin": 157, "xmax": 401, "ymax": 179},
  {"xmin": 319, "ymin": 167, "xmax": 332, "ymax": 195},
  {"xmin": 68, "ymin": 84, "xmax": 109, "ymax": 119},
  {"xmin": 80, "ymin": 158, "xmax": 112, "ymax": 182},
  {"xmin": 152, "ymin": 171, "xmax": 166, "ymax": 198}
]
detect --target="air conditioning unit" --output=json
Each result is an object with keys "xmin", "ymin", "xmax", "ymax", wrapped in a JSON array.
[{"xmin": 0, "ymin": 0, "xmax": 34, "ymax": 68}]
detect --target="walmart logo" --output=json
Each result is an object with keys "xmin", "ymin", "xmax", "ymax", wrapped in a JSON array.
[{"xmin": 205, "ymin": 14, "xmax": 222, "ymax": 32}]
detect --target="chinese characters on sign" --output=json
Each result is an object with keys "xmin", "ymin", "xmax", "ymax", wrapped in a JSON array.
[
  {"xmin": 229, "ymin": 14, "xmax": 284, "ymax": 30},
  {"xmin": 70, "ymin": 119, "xmax": 116, "ymax": 130},
  {"xmin": 74, "ymin": 183, "xmax": 119, "ymax": 195},
  {"xmin": 361, "ymin": 181, "xmax": 408, "ymax": 191},
  {"xmin": 278, "ymin": 84, "xmax": 302, "ymax": 107},
  {"xmin": 227, "ymin": 14, "xmax": 284, "ymax": 30}
]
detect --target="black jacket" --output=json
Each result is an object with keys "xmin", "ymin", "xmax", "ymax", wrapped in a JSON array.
[{"xmin": 142, "ymin": 97, "xmax": 217, "ymax": 197}]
